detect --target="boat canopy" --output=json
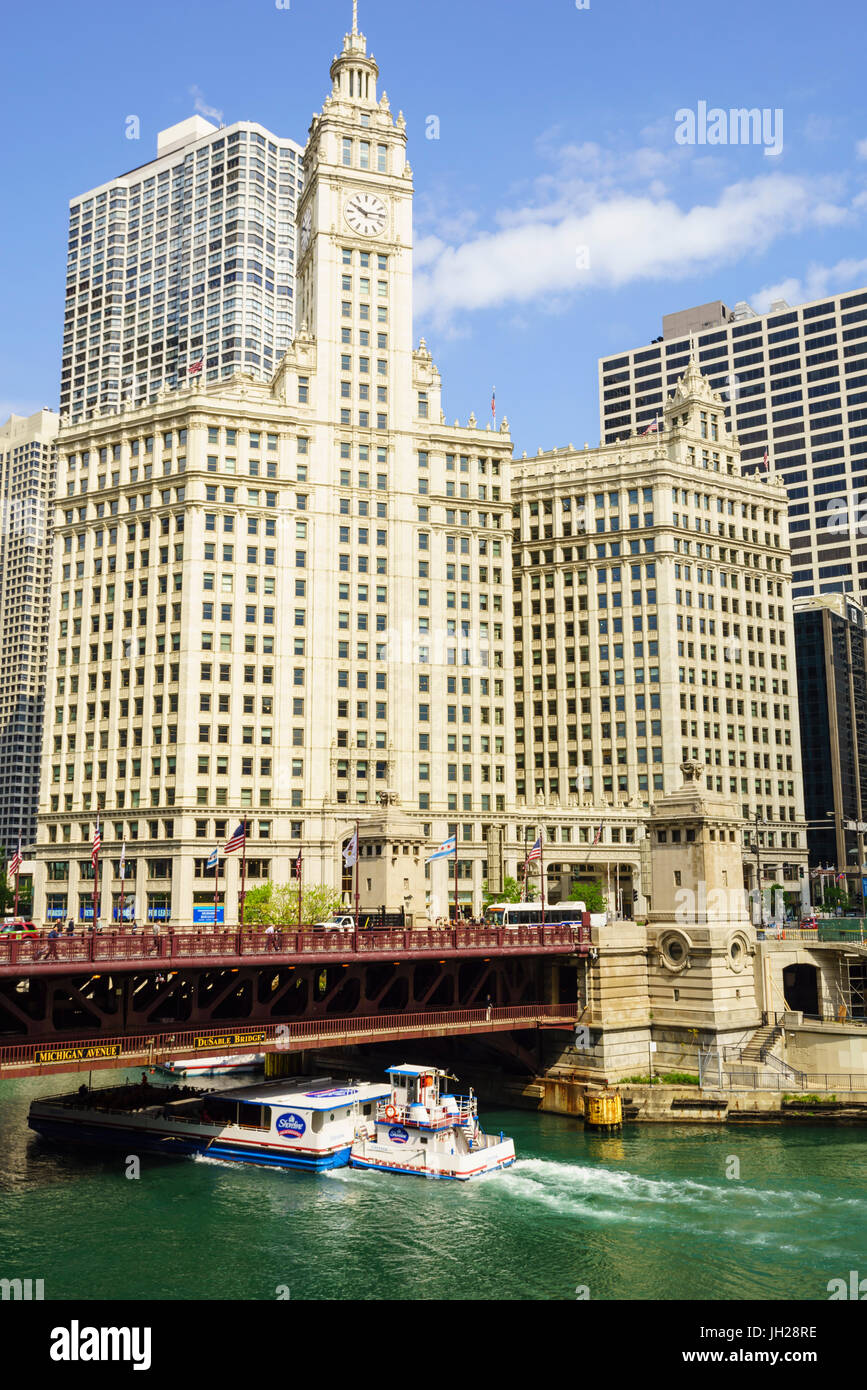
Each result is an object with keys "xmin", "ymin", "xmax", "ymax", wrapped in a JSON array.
[{"xmin": 200, "ymin": 1079, "xmax": 390, "ymax": 1111}]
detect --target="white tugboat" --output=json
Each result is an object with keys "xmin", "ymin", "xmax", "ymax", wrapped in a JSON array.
[{"xmin": 349, "ymin": 1065, "xmax": 515, "ymax": 1180}]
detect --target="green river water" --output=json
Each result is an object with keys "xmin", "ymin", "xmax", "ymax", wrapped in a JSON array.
[{"xmin": 0, "ymin": 1069, "xmax": 864, "ymax": 1301}]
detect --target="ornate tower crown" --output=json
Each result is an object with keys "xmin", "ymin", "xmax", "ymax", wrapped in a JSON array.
[{"xmin": 330, "ymin": 0, "xmax": 379, "ymax": 106}]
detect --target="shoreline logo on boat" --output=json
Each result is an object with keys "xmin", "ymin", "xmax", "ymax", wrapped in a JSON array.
[
  {"xmin": 304, "ymin": 1087, "xmax": 355, "ymax": 1098},
  {"xmin": 276, "ymin": 1112, "xmax": 306, "ymax": 1139},
  {"xmin": 388, "ymin": 1125, "xmax": 409, "ymax": 1144}
]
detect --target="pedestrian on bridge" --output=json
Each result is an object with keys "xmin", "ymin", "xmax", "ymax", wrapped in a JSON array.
[{"xmin": 40, "ymin": 928, "xmax": 59, "ymax": 961}]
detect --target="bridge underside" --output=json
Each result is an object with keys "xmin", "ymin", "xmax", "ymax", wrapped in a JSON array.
[{"xmin": 0, "ymin": 957, "xmax": 579, "ymax": 1079}]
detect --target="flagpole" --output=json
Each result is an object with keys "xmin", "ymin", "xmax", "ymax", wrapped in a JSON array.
[
  {"xmin": 540, "ymin": 827, "xmax": 546, "ymax": 926},
  {"xmin": 297, "ymin": 846, "xmax": 303, "ymax": 929},
  {"xmin": 13, "ymin": 839, "xmax": 20, "ymax": 919},
  {"xmin": 454, "ymin": 839, "xmax": 459, "ymax": 925},
  {"xmin": 92, "ymin": 816, "xmax": 99, "ymax": 929},
  {"xmin": 119, "ymin": 860, "xmax": 124, "ymax": 930},
  {"xmin": 239, "ymin": 818, "xmax": 248, "ymax": 929},
  {"xmin": 354, "ymin": 819, "xmax": 360, "ymax": 926},
  {"xmin": 214, "ymin": 855, "xmax": 220, "ymax": 927}
]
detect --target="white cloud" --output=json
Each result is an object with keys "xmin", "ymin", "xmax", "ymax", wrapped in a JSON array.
[
  {"xmin": 751, "ymin": 257, "xmax": 867, "ymax": 312},
  {"xmin": 190, "ymin": 86, "xmax": 223, "ymax": 123},
  {"xmin": 415, "ymin": 173, "xmax": 848, "ymax": 328},
  {"xmin": 857, "ymin": 138, "xmax": 867, "ymax": 160}
]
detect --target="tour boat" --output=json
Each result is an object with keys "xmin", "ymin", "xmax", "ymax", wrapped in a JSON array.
[
  {"xmin": 28, "ymin": 1075, "xmax": 391, "ymax": 1171},
  {"xmin": 156, "ymin": 1054, "xmax": 265, "ymax": 1077},
  {"xmin": 349, "ymin": 1065, "xmax": 516, "ymax": 1180}
]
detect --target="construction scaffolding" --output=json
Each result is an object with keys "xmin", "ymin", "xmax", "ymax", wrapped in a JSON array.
[{"xmin": 837, "ymin": 954, "xmax": 867, "ymax": 1021}]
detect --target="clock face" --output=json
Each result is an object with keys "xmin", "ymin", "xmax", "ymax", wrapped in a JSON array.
[
  {"xmin": 300, "ymin": 206, "xmax": 312, "ymax": 255},
  {"xmin": 344, "ymin": 192, "xmax": 388, "ymax": 237}
]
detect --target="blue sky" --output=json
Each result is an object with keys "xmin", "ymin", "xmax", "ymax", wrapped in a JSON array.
[{"xmin": 1, "ymin": 0, "xmax": 866, "ymax": 456}]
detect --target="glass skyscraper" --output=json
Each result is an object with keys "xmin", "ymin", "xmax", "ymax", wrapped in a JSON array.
[
  {"xmin": 599, "ymin": 288, "xmax": 867, "ymax": 603},
  {"xmin": 60, "ymin": 116, "xmax": 304, "ymax": 424}
]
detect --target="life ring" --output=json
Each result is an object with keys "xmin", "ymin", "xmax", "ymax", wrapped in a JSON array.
[{"xmin": 385, "ymin": 1105, "xmax": 398, "ymax": 1120}]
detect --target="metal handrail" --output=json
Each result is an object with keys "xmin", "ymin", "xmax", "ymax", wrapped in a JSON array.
[{"xmin": 0, "ymin": 923, "xmax": 585, "ymax": 971}]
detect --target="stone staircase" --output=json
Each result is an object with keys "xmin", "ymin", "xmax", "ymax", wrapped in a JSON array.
[{"xmin": 740, "ymin": 1023, "xmax": 782, "ymax": 1063}]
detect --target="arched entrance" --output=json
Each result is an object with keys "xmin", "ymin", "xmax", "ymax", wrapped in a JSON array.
[{"xmin": 782, "ymin": 963, "xmax": 820, "ymax": 1017}]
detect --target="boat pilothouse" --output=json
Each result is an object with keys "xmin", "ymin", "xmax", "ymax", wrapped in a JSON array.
[{"xmin": 349, "ymin": 1066, "xmax": 516, "ymax": 1180}]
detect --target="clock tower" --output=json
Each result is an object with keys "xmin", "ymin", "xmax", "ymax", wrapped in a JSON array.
[
  {"xmin": 295, "ymin": 2, "xmax": 414, "ymax": 422},
  {"xmin": 270, "ymin": 4, "xmax": 515, "ymax": 911}
]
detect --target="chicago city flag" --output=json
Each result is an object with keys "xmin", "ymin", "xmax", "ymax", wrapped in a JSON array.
[{"xmin": 427, "ymin": 834, "xmax": 456, "ymax": 862}]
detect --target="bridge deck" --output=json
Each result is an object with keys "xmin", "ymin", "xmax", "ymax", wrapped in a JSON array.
[
  {"xmin": 0, "ymin": 1003, "xmax": 579, "ymax": 1079},
  {"xmin": 0, "ymin": 924, "xmax": 587, "ymax": 978}
]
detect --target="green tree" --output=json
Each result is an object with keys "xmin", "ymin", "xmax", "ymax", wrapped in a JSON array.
[
  {"xmin": 483, "ymin": 876, "xmax": 518, "ymax": 905},
  {"xmin": 821, "ymin": 883, "xmax": 850, "ymax": 912},
  {"xmin": 569, "ymin": 880, "xmax": 607, "ymax": 913},
  {"xmin": 242, "ymin": 883, "xmax": 278, "ymax": 925},
  {"xmin": 0, "ymin": 855, "xmax": 13, "ymax": 915},
  {"xmin": 482, "ymin": 876, "xmax": 539, "ymax": 905},
  {"xmin": 242, "ymin": 882, "xmax": 346, "ymax": 929}
]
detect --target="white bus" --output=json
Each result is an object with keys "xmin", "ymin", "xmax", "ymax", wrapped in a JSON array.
[{"xmin": 483, "ymin": 902, "xmax": 602, "ymax": 928}]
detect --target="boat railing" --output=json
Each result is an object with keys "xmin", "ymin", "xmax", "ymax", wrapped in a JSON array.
[{"xmin": 375, "ymin": 1096, "xmax": 476, "ymax": 1128}]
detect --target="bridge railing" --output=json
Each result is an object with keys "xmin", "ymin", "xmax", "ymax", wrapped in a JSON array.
[
  {"xmin": 0, "ymin": 1001, "xmax": 580, "ymax": 1073},
  {"xmin": 0, "ymin": 923, "xmax": 587, "ymax": 968}
]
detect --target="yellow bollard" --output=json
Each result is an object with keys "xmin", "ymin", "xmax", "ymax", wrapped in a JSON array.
[{"xmin": 583, "ymin": 1088, "xmax": 623, "ymax": 1132}]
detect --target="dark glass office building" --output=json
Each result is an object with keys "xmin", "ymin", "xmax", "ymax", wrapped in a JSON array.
[{"xmin": 794, "ymin": 595, "xmax": 867, "ymax": 891}]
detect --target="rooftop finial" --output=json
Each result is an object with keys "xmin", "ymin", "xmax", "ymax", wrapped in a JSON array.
[{"xmin": 352, "ymin": 0, "xmax": 358, "ymax": 34}]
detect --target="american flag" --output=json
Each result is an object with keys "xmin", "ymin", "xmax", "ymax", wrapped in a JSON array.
[
  {"xmin": 592, "ymin": 821, "xmax": 604, "ymax": 847},
  {"xmin": 294, "ymin": 849, "xmax": 302, "ymax": 878},
  {"xmin": 92, "ymin": 818, "xmax": 101, "ymax": 869},
  {"xmin": 491, "ymin": 387, "xmax": 496, "ymax": 420},
  {"xmin": 224, "ymin": 821, "xmax": 246, "ymax": 856},
  {"xmin": 762, "ymin": 448, "xmax": 770, "ymax": 471},
  {"xmin": 8, "ymin": 839, "xmax": 22, "ymax": 877},
  {"xmin": 188, "ymin": 358, "xmax": 203, "ymax": 377},
  {"xmin": 641, "ymin": 417, "xmax": 659, "ymax": 436},
  {"xmin": 525, "ymin": 834, "xmax": 542, "ymax": 864}
]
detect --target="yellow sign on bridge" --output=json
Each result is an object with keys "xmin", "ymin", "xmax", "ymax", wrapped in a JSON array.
[
  {"xmin": 193, "ymin": 1032, "xmax": 268, "ymax": 1051},
  {"xmin": 36, "ymin": 1044, "xmax": 123, "ymax": 1065}
]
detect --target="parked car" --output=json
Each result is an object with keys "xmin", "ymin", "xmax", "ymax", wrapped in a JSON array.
[
  {"xmin": 311, "ymin": 915, "xmax": 356, "ymax": 933},
  {"xmin": 1, "ymin": 919, "xmax": 38, "ymax": 938}
]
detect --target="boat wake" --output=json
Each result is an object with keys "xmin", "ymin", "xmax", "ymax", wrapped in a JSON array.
[{"xmin": 501, "ymin": 1158, "xmax": 865, "ymax": 1236}]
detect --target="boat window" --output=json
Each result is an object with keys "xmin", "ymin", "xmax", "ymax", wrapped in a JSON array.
[
  {"xmin": 200, "ymin": 1097, "xmax": 238, "ymax": 1126},
  {"xmin": 420, "ymin": 1137, "xmax": 428, "ymax": 1145},
  {"xmin": 237, "ymin": 1103, "xmax": 269, "ymax": 1131},
  {"xmin": 363, "ymin": 1103, "xmax": 372, "ymax": 1116}
]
